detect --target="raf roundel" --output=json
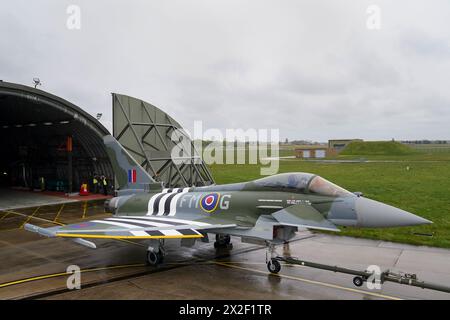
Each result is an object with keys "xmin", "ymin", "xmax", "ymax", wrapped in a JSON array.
[{"xmin": 200, "ymin": 193, "xmax": 220, "ymax": 213}]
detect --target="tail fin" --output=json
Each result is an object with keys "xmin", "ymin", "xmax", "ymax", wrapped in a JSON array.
[{"xmin": 103, "ymin": 135, "xmax": 158, "ymax": 192}]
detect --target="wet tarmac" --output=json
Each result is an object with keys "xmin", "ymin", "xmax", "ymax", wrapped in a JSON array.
[
  {"xmin": 0, "ymin": 200, "xmax": 450, "ymax": 300},
  {"xmin": 0, "ymin": 189, "xmax": 110, "ymax": 211}
]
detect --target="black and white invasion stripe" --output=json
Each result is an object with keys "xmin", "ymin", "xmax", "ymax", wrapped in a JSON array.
[
  {"xmin": 93, "ymin": 217, "xmax": 202, "ymax": 237},
  {"xmin": 147, "ymin": 187, "xmax": 190, "ymax": 216}
]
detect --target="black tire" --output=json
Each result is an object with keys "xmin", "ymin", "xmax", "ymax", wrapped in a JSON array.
[
  {"xmin": 223, "ymin": 235, "xmax": 231, "ymax": 245},
  {"xmin": 353, "ymin": 276, "xmax": 364, "ymax": 287},
  {"xmin": 147, "ymin": 250, "xmax": 162, "ymax": 266},
  {"xmin": 214, "ymin": 242, "xmax": 233, "ymax": 249},
  {"xmin": 267, "ymin": 259, "xmax": 281, "ymax": 274},
  {"xmin": 215, "ymin": 234, "xmax": 231, "ymax": 245}
]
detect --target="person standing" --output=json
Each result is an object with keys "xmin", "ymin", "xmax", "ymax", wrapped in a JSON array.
[
  {"xmin": 101, "ymin": 175, "xmax": 108, "ymax": 195},
  {"xmin": 39, "ymin": 176, "xmax": 45, "ymax": 191},
  {"xmin": 92, "ymin": 174, "xmax": 99, "ymax": 194}
]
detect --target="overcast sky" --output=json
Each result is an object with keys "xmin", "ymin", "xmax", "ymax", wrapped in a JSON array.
[{"xmin": 1, "ymin": 0, "xmax": 450, "ymax": 141}]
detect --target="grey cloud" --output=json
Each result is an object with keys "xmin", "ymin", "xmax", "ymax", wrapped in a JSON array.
[
  {"xmin": 1, "ymin": 0, "xmax": 450, "ymax": 141},
  {"xmin": 400, "ymin": 29, "xmax": 450, "ymax": 58}
]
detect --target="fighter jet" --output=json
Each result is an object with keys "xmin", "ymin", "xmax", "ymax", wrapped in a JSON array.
[{"xmin": 25, "ymin": 135, "xmax": 431, "ymax": 273}]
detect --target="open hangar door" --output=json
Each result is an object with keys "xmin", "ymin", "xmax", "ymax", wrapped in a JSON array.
[
  {"xmin": 112, "ymin": 93, "xmax": 215, "ymax": 188},
  {"xmin": 0, "ymin": 81, "xmax": 113, "ymax": 204}
]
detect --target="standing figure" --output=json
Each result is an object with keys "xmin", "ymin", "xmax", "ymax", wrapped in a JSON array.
[
  {"xmin": 39, "ymin": 176, "xmax": 45, "ymax": 191},
  {"xmin": 101, "ymin": 175, "xmax": 108, "ymax": 195},
  {"xmin": 92, "ymin": 174, "xmax": 99, "ymax": 194}
]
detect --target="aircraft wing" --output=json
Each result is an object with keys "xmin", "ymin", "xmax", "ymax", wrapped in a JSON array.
[
  {"xmin": 271, "ymin": 203, "xmax": 340, "ymax": 232},
  {"xmin": 24, "ymin": 215, "xmax": 237, "ymax": 241}
]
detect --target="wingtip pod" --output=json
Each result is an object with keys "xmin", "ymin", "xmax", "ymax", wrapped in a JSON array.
[
  {"xmin": 24, "ymin": 223, "xmax": 57, "ymax": 237},
  {"xmin": 24, "ymin": 223, "xmax": 97, "ymax": 249}
]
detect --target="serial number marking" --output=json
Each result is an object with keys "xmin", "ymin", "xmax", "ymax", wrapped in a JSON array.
[
  {"xmin": 286, "ymin": 199, "xmax": 311, "ymax": 205},
  {"xmin": 223, "ymin": 304, "xmax": 271, "ymax": 315}
]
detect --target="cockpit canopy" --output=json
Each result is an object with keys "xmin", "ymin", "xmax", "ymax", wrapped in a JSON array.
[{"xmin": 253, "ymin": 172, "xmax": 353, "ymax": 197}]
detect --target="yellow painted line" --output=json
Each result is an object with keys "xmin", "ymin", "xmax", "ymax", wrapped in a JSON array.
[
  {"xmin": 82, "ymin": 201, "xmax": 87, "ymax": 219},
  {"xmin": 0, "ymin": 263, "xmax": 146, "ymax": 289},
  {"xmin": 56, "ymin": 233, "xmax": 203, "ymax": 240},
  {"xmin": 0, "ymin": 261, "xmax": 305, "ymax": 289},
  {"xmin": 53, "ymin": 204, "xmax": 65, "ymax": 223},
  {"xmin": 20, "ymin": 207, "xmax": 40, "ymax": 229},
  {"xmin": 0, "ymin": 212, "xmax": 9, "ymax": 221},
  {"xmin": 214, "ymin": 262, "xmax": 403, "ymax": 301},
  {"xmin": 3, "ymin": 210, "xmax": 64, "ymax": 227}
]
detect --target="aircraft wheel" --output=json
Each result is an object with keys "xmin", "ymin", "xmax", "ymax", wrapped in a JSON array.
[
  {"xmin": 214, "ymin": 234, "xmax": 232, "ymax": 249},
  {"xmin": 353, "ymin": 276, "xmax": 364, "ymax": 287},
  {"xmin": 267, "ymin": 259, "xmax": 281, "ymax": 274},
  {"xmin": 214, "ymin": 242, "xmax": 233, "ymax": 249},
  {"xmin": 147, "ymin": 250, "xmax": 163, "ymax": 266},
  {"xmin": 215, "ymin": 234, "xmax": 231, "ymax": 245},
  {"xmin": 222, "ymin": 235, "xmax": 231, "ymax": 245}
]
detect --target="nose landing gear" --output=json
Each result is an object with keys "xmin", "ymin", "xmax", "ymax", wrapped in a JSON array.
[
  {"xmin": 267, "ymin": 259, "xmax": 281, "ymax": 274},
  {"xmin": 266, "ymin": 242, "xmax": 282, "ymax": 274}
]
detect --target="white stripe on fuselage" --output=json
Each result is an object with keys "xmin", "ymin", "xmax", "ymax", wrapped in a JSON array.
[
  {"xmin": 147, "ymin": 192, "xmax": 164, "ymax": 214},
  {"xmin": 168, "ymin": 191, "xmax": 185, "ymax": 216},
  {"xmin": 146, "ymin": 187, "xmax": 190, "ymax": 216},
  {"xmin": 157, "ymin": 193, "xmax": 173, "ymax": 215},
  {"xmin": 168, "ymin": 187, "xmax": 191, "ymax": 216}
]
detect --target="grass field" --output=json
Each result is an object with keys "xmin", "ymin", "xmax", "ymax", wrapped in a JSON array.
[{"xmin": 208, "ymin": 147, "xmax": 450, "ymax": 248}]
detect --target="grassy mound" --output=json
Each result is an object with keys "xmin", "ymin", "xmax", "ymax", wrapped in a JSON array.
[{"xmin": 340, "ymin": 141, "xmax": 416, "ymax": 156}]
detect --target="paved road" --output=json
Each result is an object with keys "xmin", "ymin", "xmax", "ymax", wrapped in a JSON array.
[
  {"xmin": 0, "ymin": 213, "xmax": 449, "ymax": 300},
  {"xmin": 0, "ymin": 189, "xmax": 78, "ymax": 211}
]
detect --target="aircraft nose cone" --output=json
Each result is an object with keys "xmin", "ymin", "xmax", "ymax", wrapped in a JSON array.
[{"xmin": 355, "ymin": 197, "xmax": 432, "ymax": 227}]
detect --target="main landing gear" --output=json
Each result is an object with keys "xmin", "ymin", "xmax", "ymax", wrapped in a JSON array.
[
  {"xmin": 214, "ymin": 234, "xmax": 233, "ymax": 249},
  {"xmin": 146, "ymin": 240, "xmax": 166, "ymax": 266}
]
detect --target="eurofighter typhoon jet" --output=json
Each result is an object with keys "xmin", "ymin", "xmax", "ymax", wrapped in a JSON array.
[{"xmin": 25, "ymin": 135, "xmax": 431, "ymax": 274}]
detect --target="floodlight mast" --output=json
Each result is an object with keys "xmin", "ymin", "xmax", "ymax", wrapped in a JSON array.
[{"xmin": 33, "ymin": 78, "xmax": 41, "ymax": 88}]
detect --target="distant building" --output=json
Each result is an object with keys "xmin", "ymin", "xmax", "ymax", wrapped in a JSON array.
[
  {"xmin": 295, "ymin": 145, "xmax": 328, "ymax": 159},
  {"xmin": 328, "ymin": 139, "xmax": 363, "ymax": 153}
]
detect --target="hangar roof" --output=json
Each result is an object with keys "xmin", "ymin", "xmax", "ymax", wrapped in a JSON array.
[
  {"xmin": 0, "ymin": 80, "xmax": 109, "ymax": 136},
  {"xmin": 0, "ymin": 80, "xmax": 113, "ymax": 187}
]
